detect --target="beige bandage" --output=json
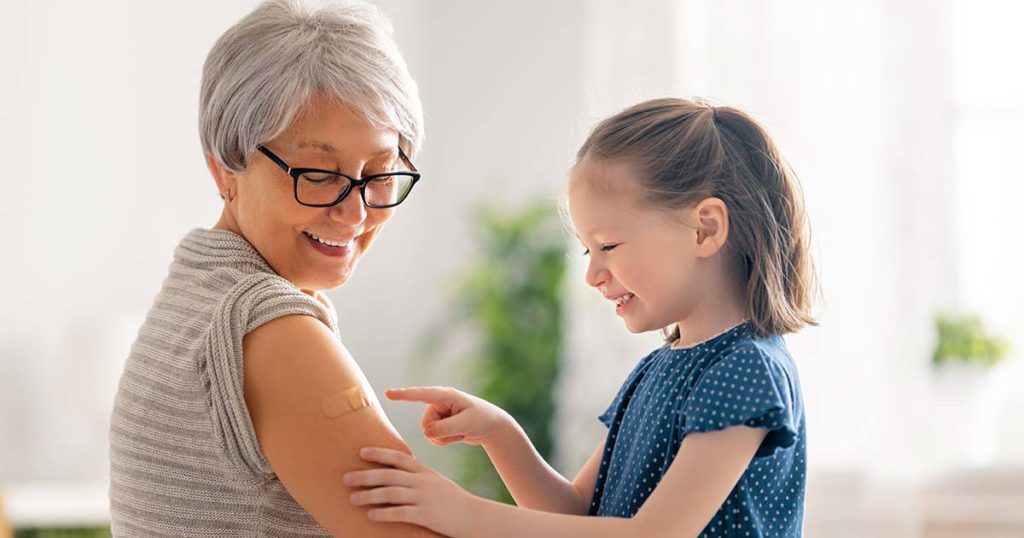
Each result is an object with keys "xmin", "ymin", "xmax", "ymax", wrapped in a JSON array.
[{"xmin": 321, "ymin": 386, "xmax": 374, "ymax": 418}]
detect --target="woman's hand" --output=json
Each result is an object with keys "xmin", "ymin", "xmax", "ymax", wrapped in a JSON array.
[
  {"xmin": 345, "ymin": 447, "xmax": 477, "ymax": 537},
  {"xmin": 385, "ymin": 386, "xmax": 513, "ymax": 448}
]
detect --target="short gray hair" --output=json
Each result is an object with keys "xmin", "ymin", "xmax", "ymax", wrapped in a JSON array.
[{"xmin": 200, "ymin": 0, "xmax": 423, "ymax": 173}]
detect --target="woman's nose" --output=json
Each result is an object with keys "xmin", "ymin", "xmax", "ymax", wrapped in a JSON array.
[{"xmin": 329, "ymin": 186, "xmax": 368, "ymax": 225}]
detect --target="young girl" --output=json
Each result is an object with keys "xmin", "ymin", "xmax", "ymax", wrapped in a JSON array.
[{"xmin": 344, "ymin": 98, "xmax": 815, "ymax": 537}]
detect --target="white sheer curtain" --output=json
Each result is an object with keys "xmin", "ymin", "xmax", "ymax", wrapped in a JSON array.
[{"xmin": 949, "ymin": 0, "xmax": 1024, "ymax": 466}]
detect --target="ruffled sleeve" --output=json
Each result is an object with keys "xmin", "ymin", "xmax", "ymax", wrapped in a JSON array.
[
  {"xmin": 679, "ymin": 343, "xmax": 799, "ymax": 457},
  {"xmin": 202, "ymin": 272, "xmax": 337, "ymax": 477},
  {"xmin": 598, "ymin": 351, "xmax": 660, "ymax": 429}
]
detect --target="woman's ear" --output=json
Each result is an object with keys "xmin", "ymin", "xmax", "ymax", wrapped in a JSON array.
[
  {"xmin": 691, "ymin": 197, "xmax": 730, "ymax": 258},
  {"xmin": 205, "ymin": 153, "xmax": 238, "ymax": 202}
]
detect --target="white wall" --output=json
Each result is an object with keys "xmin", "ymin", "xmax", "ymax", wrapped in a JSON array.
[{"xmin": 1, "ymin": 0, "xmax": 240, "ymax": 480}]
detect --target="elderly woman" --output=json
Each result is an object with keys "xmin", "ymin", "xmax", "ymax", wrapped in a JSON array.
[{"xmin": 108, "ymin": 1, "xmax": 441, "ymax": 536}]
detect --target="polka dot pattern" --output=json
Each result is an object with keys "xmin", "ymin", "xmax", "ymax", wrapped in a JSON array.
[{"xmin": 588, "ymin": 321, "xmax": 806, "ymax": 537}]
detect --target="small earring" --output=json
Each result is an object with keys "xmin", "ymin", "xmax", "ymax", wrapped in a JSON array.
[{"xmin": 220, "ymin": 191, "xmax": 233, "ymax": 202}]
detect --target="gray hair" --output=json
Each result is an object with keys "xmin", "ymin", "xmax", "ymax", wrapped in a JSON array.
[{"xmin": 200, "ymin": 0, "xmax": 423, "ymax": 173}]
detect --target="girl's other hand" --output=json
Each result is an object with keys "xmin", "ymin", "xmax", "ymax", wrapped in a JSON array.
[
  {"xmin": 345, "ymin": 447, "xmax": 476, "ymax": 537},
  {"xmin": 385, "ymin": 386, "xmax": 512, "ymax": 448}
]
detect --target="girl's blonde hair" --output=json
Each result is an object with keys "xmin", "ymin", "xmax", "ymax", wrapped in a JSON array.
[{"xmin": 575, "ymin": 98, "xmax": 818, "ymax": 339}]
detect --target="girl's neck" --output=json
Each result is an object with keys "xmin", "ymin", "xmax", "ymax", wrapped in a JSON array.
[{"xmin": 671, "ymin": 292, "xmax": 747, "ymax": 350}]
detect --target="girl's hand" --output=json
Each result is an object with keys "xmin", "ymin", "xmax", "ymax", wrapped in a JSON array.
[
  {"xmin": 345, "ymin": 447, "xmax": 476, "ymax": 537},
  {"xmin": 385, "ymin": 386, "xmax": 512, "ymax": 448}
]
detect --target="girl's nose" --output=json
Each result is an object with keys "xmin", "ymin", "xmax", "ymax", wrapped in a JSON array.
[{"xmin": 585, "ymin": 259, "xmax": 609, "ymax": 289}]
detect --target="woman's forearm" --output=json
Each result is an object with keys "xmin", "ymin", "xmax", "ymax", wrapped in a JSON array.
[{"xmin": 482, "ymin": 421, "xmax": 587, "ymax": 514}]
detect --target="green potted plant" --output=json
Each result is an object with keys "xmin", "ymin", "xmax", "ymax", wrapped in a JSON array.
[
  {"xmin": 418, "ymin": 199, "xmax": 567, "ymax": 504},
  {"xmin": 929, "ymin": 312, "xmax": 1012, "ymax": 467},
  {"xmin": 932, "ymin": 313, "xmax": 1009, "ymax": 366}
]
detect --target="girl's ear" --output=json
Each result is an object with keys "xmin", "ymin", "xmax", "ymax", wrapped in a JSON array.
[
  {"xmin": 691, "ymin": 197, "xmax": 729, "ymax": 258},
  {"xmin": 206, "ymin": 153, "xmax": 239, "ymax": 201}
]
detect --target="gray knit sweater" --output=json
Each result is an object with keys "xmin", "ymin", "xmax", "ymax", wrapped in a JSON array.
[{"xmin": 109, "ymin": 228, "xmax": 337, "ymax": 536}]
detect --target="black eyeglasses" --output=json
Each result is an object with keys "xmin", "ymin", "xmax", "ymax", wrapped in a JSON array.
[{"xmin": 257, "ymin": 145, "xmax": 421, "ymax": 208}]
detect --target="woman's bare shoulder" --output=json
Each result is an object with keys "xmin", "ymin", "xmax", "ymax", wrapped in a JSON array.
[{"xmin": 242, "ymin": 314, "xmax": 441, "ymax": 537}]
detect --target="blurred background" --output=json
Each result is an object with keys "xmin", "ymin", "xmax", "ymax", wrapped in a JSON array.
[{"xmin": 1, "ymin": 0, "xmax": 1022, "ymax": 536}]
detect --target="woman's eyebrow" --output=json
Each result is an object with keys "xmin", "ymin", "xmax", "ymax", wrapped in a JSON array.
[
  {"xmin": 295, "ymin": 140, "xmax": 396, "ymax": 159},
  {"xmin": 296, "ymin": 140, "xmax": 337, "ymax": 153}
]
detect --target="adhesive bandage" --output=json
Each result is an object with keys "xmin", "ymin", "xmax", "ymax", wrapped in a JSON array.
[{"xmin": 321, "ymin": 385, "xmax": 375, "ymax": 418}]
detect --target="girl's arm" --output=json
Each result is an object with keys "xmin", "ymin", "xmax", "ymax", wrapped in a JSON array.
[
  {"xmin": 385, "ymin": 386, "xmax": 600, "ymax": 514},
  {"xmin": 346, "ymin": 424, "xmax": 768, "ymax": 538},
  {"xmin": 483, "ymin": 422, "xmax": 606, "ymax": 514}
]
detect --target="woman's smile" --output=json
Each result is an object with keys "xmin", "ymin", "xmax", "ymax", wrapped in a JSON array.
[{"xmin": 303, "ymin": 230, "xmax": 354, "ymax": 258}]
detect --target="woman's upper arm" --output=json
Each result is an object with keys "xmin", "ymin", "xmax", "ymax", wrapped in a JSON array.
[
  {"xmin": 571, "ymin": 438, "xmax": 606, "ymax": 513},
  {"xmin": 243, "ymin": 314, "xmax": 441, "ymax": 538},
  {"xmin": 633, "ymin": 426, "xmax": 768, "ymax": 537}
]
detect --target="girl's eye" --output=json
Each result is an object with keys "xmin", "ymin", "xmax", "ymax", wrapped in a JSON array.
[{"xmin": 581, "ymin": 244, "xmax": 619, "ymax": 256}]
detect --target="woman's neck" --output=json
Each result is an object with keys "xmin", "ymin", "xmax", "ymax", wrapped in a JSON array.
[
  {"xmin": 211, "ymin": 211, "xmax": 318, "ymax": 299},
  {"xmin": 213, "ymin": 209, "xmax": 242, "ymax": 236}
]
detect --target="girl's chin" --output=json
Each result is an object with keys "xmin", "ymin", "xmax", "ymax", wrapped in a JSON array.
[
  {"xmin": 622, "ymin": 318, "xmax": 652, "ymax": 334},
  {"xmin": 622, "ymin": 315, "xmax": 671, "ymax": 335}
]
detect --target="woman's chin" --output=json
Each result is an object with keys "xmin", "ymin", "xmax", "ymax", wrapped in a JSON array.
[
  {"xmin": 318, "ymin": 270, "xmax": 354, "ymax": 291},
  {"xmin": 302, "ymin": 249, "xmax": 361, "ymax": 290},
  {"xmin": 288, "ymin": 266, "xmax": 355, "ymax": 293}
]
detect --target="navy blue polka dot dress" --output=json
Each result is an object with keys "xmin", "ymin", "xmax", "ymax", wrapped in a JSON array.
[{"xmin": 589, "ymin": 320, "xmax": 806, "ymax": 537}]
